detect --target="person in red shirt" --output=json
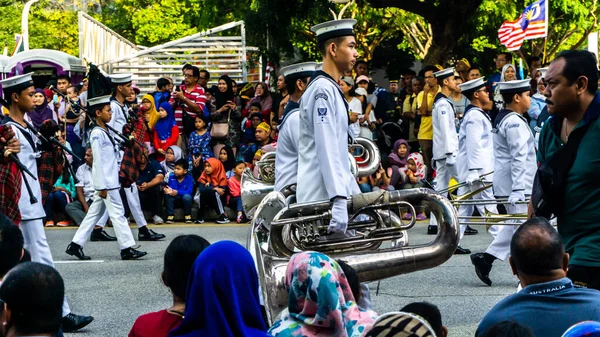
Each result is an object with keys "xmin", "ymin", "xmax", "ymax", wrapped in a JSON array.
[
  {"xmin": 129, "ymin": 234, "xmax": 210, "ymax": 337},
  {"xmin": 153, "ymin": 102, "xmax": 180, "ymax": 161},
  {"xmin": 169, "ymin": 65, "xmax": 207, "ymax": 137}
]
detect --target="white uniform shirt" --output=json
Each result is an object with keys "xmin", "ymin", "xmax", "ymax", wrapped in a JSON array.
[
  {"xmin": 457, "ymin": 106, "xmax": 495, "ymax": 182},
  {"xmin": 492, "ymin": 110, "xmax": 536, "ymax": 197},
  {"xmin": 108, "ymin": 99, "xmax": 129, "ymax": 134},
  {"xmin": 75, "ymin": 163, "xmax": 95, "ymax": 201},
  {"xmin": 432, "ymin": 93, "xmax": 459, "ymax": 161},
  {"xmin": 348, "ymin": 97, "xmax": 362, "ymax": 139},
  {"xmin": 275, "ymin": 103, "xmax": 300, "ymax": 192},
  {"xmin": 89, "ymin": 126, "xmax": 121, "ymax": 191},
  {"xmin": 6, "ymin": 120, "xmax": 44, "ymax": 220},
  {"xmin": 297, "ymin": 72, "xmax": 355, "ymax": 202}
]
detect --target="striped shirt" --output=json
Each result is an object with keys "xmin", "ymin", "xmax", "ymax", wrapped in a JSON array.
[{"xmin": 169, "ymin": 84, "xmax": 207, "ymax": 133}]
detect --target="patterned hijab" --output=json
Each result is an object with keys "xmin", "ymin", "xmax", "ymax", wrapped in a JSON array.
[
  {"xmin": 269, "ymin": 251, "xmax": 377, "ymax": 337},
  {"xmin": 142, "ymin": 94, "xmax": 160, "ymax": 130},
  {"xmin": 198, "ymin": 157, "xmax": 228, "ymax": 187},
  {"xmin": 365, "ymin": 312, "xmax": 437, "ymax": 337},
  {"xmin": 403, "ymin": 153, "xmax": 427, "ymax": 180}
]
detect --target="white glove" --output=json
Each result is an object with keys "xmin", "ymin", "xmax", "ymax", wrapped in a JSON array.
[
  {"xmin": 445, "ymin": 154, "xmax": 456, "ymax": 167},
  {"xmin": 465, "ymin": 170, "xmax": 480, "ymax": 185},
  {"xmin": 329, "ymin": 198, "xmax": 349, "ymax": 233},
  {"xmin": 508, "ymin": 191, "xmax": 525, "ymax": 206}
]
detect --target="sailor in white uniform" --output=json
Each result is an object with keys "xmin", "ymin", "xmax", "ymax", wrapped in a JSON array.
[
  {"xmin": 429, "ymin": 67, "xmax": 460, "ymax": 234},
  {"xmin": 274, "ymin": 62, "xmax": 317, "ymax": 193},
  {"xmin": 296, "ymin": 19, "xmax": 359, "ymax": 233},
  {"xmin": 0, "ymin": 73, "xmax": 93, "ymax": 331},
  {"xmin": 66, "ymin": 95, "xmax": 147, "ymax": 260},
  {"xmin": 471, "ymin": 79, "xmax": 536, "ymax": 286},
  {"xmin": 454, "ymin": 78, "xmax": 498, "ymax": 254}
]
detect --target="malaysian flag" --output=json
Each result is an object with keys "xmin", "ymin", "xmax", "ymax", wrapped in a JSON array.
[{"xmin": 498, "ymin": 0, "xmax": 548, "ymax": 51}]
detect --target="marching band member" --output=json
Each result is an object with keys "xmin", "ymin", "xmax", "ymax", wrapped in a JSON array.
[
  {"xmin": 454, "ymin": 78, "xmax": 498, "ymax": 254},
  {"xmin": 296, "ymin": 19, "xmax": 358, "ymax": 233},
  {"xmin": 428, "ymin": 67, "xmax": 460, "ymax": 235},
  {"xmin": 66, "ymin": 95, "xmax": 147, "ymax": 260},
  {"xmin": 0, "ymin": 73, "xmax": 93, "ymax": 332},
  {"xmin": 274, "ymin": 62, "xmax": 317, "ymax": 193},
  {"xmin": 471, "ymin": 79, "xmax": 536, "ymax": 286}
]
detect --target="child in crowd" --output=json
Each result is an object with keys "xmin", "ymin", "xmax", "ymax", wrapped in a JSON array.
[
  {"xmin": 196, "ymin": 158, "xmax": 230, "ymax": 224},
  {"xmin": 161, "ymin": 145, "xmax": 183, "ymax": 182},
  {"xmin": 218, "ymin": 146, "xmax": 236, "ymax": 178},
  {"xmin": 141, "ymin": 94, "xmax": 160, "ymax": 155},
  {"xmin": 245, "ymin": 122, "xmax": 272, "ymax": 164},
  {"xmin": 228, "ymin": 161, "xmax": 248, "ymax": 223},
  {"xmin": 242, "ymin": 109, "xmax": 262, "ymax": 143},
  {"xmin": 128, "ymin": 234, "xmax": 210, "ymax": 337},
  {"xmin": 387, "ymin": 139, "xmax": 411, "ymax": 189},
  {"xmin": 187, "ymin": 114, "xmax": 213, "ymax": 172},
  {"xmin": 252, "ymin": 149, "xmax": 263, "ymax": 179},
  {"xmin": 370, "ymin": 165, "xmax": 393, "ymax": 192},
  {"xmin": 44, "ymin": 168, "xmax": 76, "ymax": 227},
  {"xmin": 153, "ymin": 102, "xmax": 180, "ymax": 161},
  {"xmin": 64, "ymin": 85, "xmax": 85, "ymax": 167},
  {"xmin": 402, "ymin": 152, "xmax": 428, "ymax": 220},
  {"xmin": 164, "ymin": 159, "xmax": 195, "ymax": 224},
  {"xmin": 270, "ymin": 119, "xmax": 279, "ymax": 141}
]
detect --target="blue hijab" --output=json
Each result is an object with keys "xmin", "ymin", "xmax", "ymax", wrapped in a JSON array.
[
  {"xmin": 155, "ymin": 102, "xmax": 177, "ymax": 140},
  {"xmin": 167, "ymin": 241, "xmax": 270, "ymax": 337}
]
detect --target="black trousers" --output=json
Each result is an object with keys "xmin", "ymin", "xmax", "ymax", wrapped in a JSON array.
[
  {"xmin": 138, "ymin": 185, "xmax": 163, "ymax": 217},
  {"xmin": 567, "ymin": 265, "xmax": 600, "ymax": 290}
]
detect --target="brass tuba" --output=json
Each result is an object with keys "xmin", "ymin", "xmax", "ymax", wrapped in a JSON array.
[{"xmin": 249, "ymin": 188, "xmax": 459, "ymax": 324}]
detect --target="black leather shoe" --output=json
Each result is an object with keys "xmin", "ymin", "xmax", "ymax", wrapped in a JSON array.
[
  {"xmin": 65, "ymin": 243, "xmax": 91, "ymax": 260},
  {"xmin": 62, "ymin": 312, "xmax": 94, "ymax": 332},
  {"xmin": 471, "ymin": 253, "xmax": 493, "ymax": 286},
  {"xmin": 454, "ymin": 246, "xmax": 471, "ymax": 254},
  {"xmin": 138, "ymin": 228, "xmax": 166, "ymax": 241},
  {"xmin": 121, "ymin": 247, "xmax": 147, "ymax": 260},
  {"xmin": 90, "ymin": 229, "xmax": 117, "ymax": 241},
  {"xmin": 427, "ymin": 225, "xmax": 438, "ymax": 235},
  {"xmin": 464, "ymin": 225, "xmax": 479, "ymax": 235}
]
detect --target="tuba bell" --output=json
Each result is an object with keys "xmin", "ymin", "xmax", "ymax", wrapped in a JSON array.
[{"xmin": 250, "ymin": 188, "xmax": 459, "ymax": 324}]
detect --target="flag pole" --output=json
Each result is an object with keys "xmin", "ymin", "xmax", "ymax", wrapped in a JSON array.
[{"xmin": 543, "ymin": 0, "xmax": 549, "ymax": 63}]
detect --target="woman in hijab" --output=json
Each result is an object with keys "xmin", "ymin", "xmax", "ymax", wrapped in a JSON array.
[
  {"xmin": 365, "ymin": 312, "xmax": 439, "ymax": 337},
  {"xmin": 528, "ymin": 75, "xmax": 547, "ymax": 132},
  {"xmin": 167, "ymin": 240, "xmax": 270, "ymax": 337},
  {"xmin": 161, "ymin": 145, "xmax": 183, "ymax": 181},
  {"xmin": 27, "ymin": 88, "xmax": 55, "ymax": 129},
  {"xmin": 196, "ymin": 158, "xmax": 230, "ymax": 224},
  {"xmin": 153, "ymin": 102, "xmax": 180, "ymax": 161},
  {"xmin": 269, "ymin": 251, "xmax": 377, "ymax": 337},
  {"xmin": 211, "ymin": 75, "xmax": 242, "ymax": 150},
  {"xmin": 493, "ymin": 64, "xmax": 517, "ymax": 111},
  {"xmin": 387, "ymin": 139, "xmax": 410, "ymax": 189},
  {"xmin": 246, "ymin": 82, "xmax": 273, "ymax": 122},
  {"xmin": 142, "ymin": 94, "xmax": 160, "ymax": 130}
]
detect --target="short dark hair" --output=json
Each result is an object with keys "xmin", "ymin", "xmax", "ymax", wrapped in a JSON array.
[
  {"xmin": 57, "ymin": 74, "xmax": 71, "ymax": 83},
  {"xmin": 499, "ymin": 52, "xmax": 513, "ymax": 64},
  {"xmin": 174, "ymin": 158, "xmax": 189, "ymax": 170},
  {"xmin": 185, "ymin": 66, "xmax": 200, "ymax": 78},
  {"xmin": 67, "ymin": 85, "xmax": 79, "ymax": 94},
  {"xmin": 355, "ymin": 60, "xmax": 368, "ymax": 69},
  {"xmin": 337, "ymin": 260, "xmax": 360, "ymax": 302},
  {"xmin": 0, "ymin": 214, "xmax": 24, "ymax": 278},
  {"xmin": 412, "ymin": 76, "xmax": 424, "ymax": 84},
  {"xmin": 481, "ymin": 320, "xmax": 534, "ymax": 337},
  {"xmin": 527, "ymin": 56, "xmax": 541, "ymax": 68},
  {"xmin": 501, "ymin": 91, "xmax": 527, "ymax": 105},
  {"xmin": 317, "ymin": 36, "xmax": 349, "ymax": 56},
  {"xmin": 157, "ymin": 78, "xmax": 171, "ymax": 90},
  {"xmin": 554, "ymin": 50, "xmax": 599, "ymax": 94},
  {"xmin": 511, "ymin": 217, "xmax": 564, "ymax": 276},
  {"xmin": 404, "ymin": 69, "xmax": 417, "ymax": 77},
  {"xmin": 468, "ymin": 66, "xmax": 481, "ymax": 73},
  {"xmin": 285, "ymin": 77, "xmax": 310, "ymax": 96},
  {"xmin": 0, "ymin": 262, "xmax": 65, "ymax": 335},
  {"xmin": 163, "ymin": 235, "xmax": 210, "ymax": 300},
  {"xmin": 401, "ymin": 302, "xmax": 444, "ymax": 337},
  {"xmin": 250, "ymin": 102, "xmax": 262, "ymax": 111},
  {"xmin": 181, "ymin": 63, "xmax": 193, "ymax": 72},
  {"xmin": 200, "ymin": 69, "xmax": 210, "ymax": 80}
]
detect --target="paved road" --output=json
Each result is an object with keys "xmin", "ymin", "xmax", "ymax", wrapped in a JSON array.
[{"xmin": 45, "ymin": 222, "xmax": 517, "ymax": 337}]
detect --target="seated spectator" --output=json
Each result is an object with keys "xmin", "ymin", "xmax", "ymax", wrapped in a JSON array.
[
  {"xmin": 480, "ymin": 321, "xmax": 534, "ymax": 337},
  {"xmin": 242, "ymin": 109, "xmax": 263, "ymax": 144},
  {"xmin": 154, "ymin": 102, "xmax": 180, "ymax": 162},
  {"xmin": 270, "ymin": 118, "xmax": 279, "ymax": 141},
  {"xmin": 129, "ymin": 234, "xmax": 210, "ymax": 337},
  {"xmin": 476, "ymin": 218, "xmax": 600, "ymax": 337},
  {"xmin": 0, "ymin": 213, "xmax": 25, "ymax": 280},
  {"xmin": 365, "ymin": 311, "xmax": 438, "ymax": 337},
  {"xmin": 337, "ymin": 260, "xmax": 373, "ymax": 311},
  {"xmin": 44, "ymin": 169, "xmax": 76, "ymax": 227},
  {"xmin": 64, "ymin": 147, "xmax": 114, "ymax": 241},
  {"xmin": 164, "ymin": 160, "xmax": 195, "ymax": 224},
  {"xmin": 252, "ymin": 149, "xmax": 263, "ymax": 179},
  {"xmin": 244, "ymin": 122, "xmax": 273, "ymax": 163},
  {"xmin": 161, "ymin": 145, "xmax": 184, "ymax": 182},
  {"xmin": 402, "ymin": 152, "xmax": 427, "ymax": 189},
  {"xmin": 269, "ymin": 251, "xmax": 377, "ymax": 337},
  {"xmin": 401, "ymin": 302, "xmax": 448, "ymax": 337},
  {"xmin": 0, "ymin": 262, "xmax": 65, "ymax": 337},
  {"xmin": 167, "ymin": 241, "xmax": 270, "ymax": 337},
  {"xmin": 153, "ymin": 77, "xmax": 173, "ymax": 110},
  {"xmin": 369, "ymin": 165, "xmax": 393, "ymax": 192},
  {"xmin": 245, "ymin": 82, "xmax": 273, "ymax": 122},
  {"xmin": 196, "ymin": 158, "xmax": 230, "ymax": 224},
  {"xmin": 187, "ymin": 115, "xmax": 213, "ymax": 170},
  {"xmin": 137, "ymin": 156, "xmax": 165, "ymax": 225},
  {"xmin": 387, "ymin": 139, "xmax": 410, "ymax": 189},
  {"xmin": 228, "ymin": 161, "xmax": 247, "ymax": 223},
  {"xmin": 358, "ymin": 176, "xmax": 372, "ymax": 193},
  {"xmin": 218, "ymin": 145, "xmax": 236, "ymax": 178}
]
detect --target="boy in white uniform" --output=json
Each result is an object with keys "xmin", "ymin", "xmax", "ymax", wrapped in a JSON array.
[
  {"xmin": 274, "ymin": 62, "xmax": 317, "ymax": 193},
  {"xmin": 471, "ymin": 79, "xmax": 536, "ymax": 286},
  {"xmin": 66, "ymin": 95, "xmax": 147, "ymax": 260},
  {"xmin": 0, "ymin": 73, "xmax": 93, "ymax": 332}
]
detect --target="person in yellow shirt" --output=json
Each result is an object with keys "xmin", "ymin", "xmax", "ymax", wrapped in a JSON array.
[
  {"xmin": 417, "ymin": 66, "xmax": 441, "ymax": 178},
  {"xmin": 402, "ymin": 77, "xmax": 424, "ymax": 151}
]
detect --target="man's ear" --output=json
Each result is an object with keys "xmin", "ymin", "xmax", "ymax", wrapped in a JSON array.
[
  {"xmin": 562, "ymin": 253, "xmax": 570, "ymax": 273},
  {"xmin": 575, "ymin": 76, "xmax": 589, "ymax": 95},
  {"xmin": 509, "ymin": 256, "xmax": 518, "ymax": 276},
  {"xmin": 10, "ymin": 92, "xmax": 19, "ymax": 104}
]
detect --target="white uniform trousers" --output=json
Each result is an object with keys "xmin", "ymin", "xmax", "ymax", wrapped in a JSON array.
[
  {"xmin": 456, "ymin": 182, "xmax": 498, "ymax": 242},
  {"xmin": 72, "ymin": 189, "xmax": 136, "ymax": 250},
  {"xmin": 123, "ymin": 183, "xmax": 147, "ymax": 228},
  {"xmin": 485, "ymin": 203, "xmax": 526, "ymax": 261},
  {"xmin": 430, "ymin": 159, "xmax": 457, "ymax": 227},
  {"xmin": 21, "ymin": 219, "xmax": 71, "ymax": 316}
]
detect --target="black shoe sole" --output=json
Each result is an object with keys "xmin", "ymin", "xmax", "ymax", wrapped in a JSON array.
[
  {"xmin": 454, "ymin": 248, "xmax": 471, "ymax": 255},
  {"xmin": 62, "ymin": 316, "xmax": 94, "ymax": 332},
  {"xmin": 121, "ymin": 251, "xmax": 147, "ymax": 260},
  {"xmin": 65, "ymin": 249, "xmax": 91, "ymax": 261},
  {"xmin": 470, "ymin": 255, "xmax": 492, "ymax": 286}
]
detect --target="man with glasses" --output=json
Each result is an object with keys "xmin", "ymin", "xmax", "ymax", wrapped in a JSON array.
[
  {"xmin": 486, "ymin": 52, "xmax": 513, "ymax": 93},
  {"xmin": 170, "ymin": 65, "xmax": 206, "ymax": 136}
]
